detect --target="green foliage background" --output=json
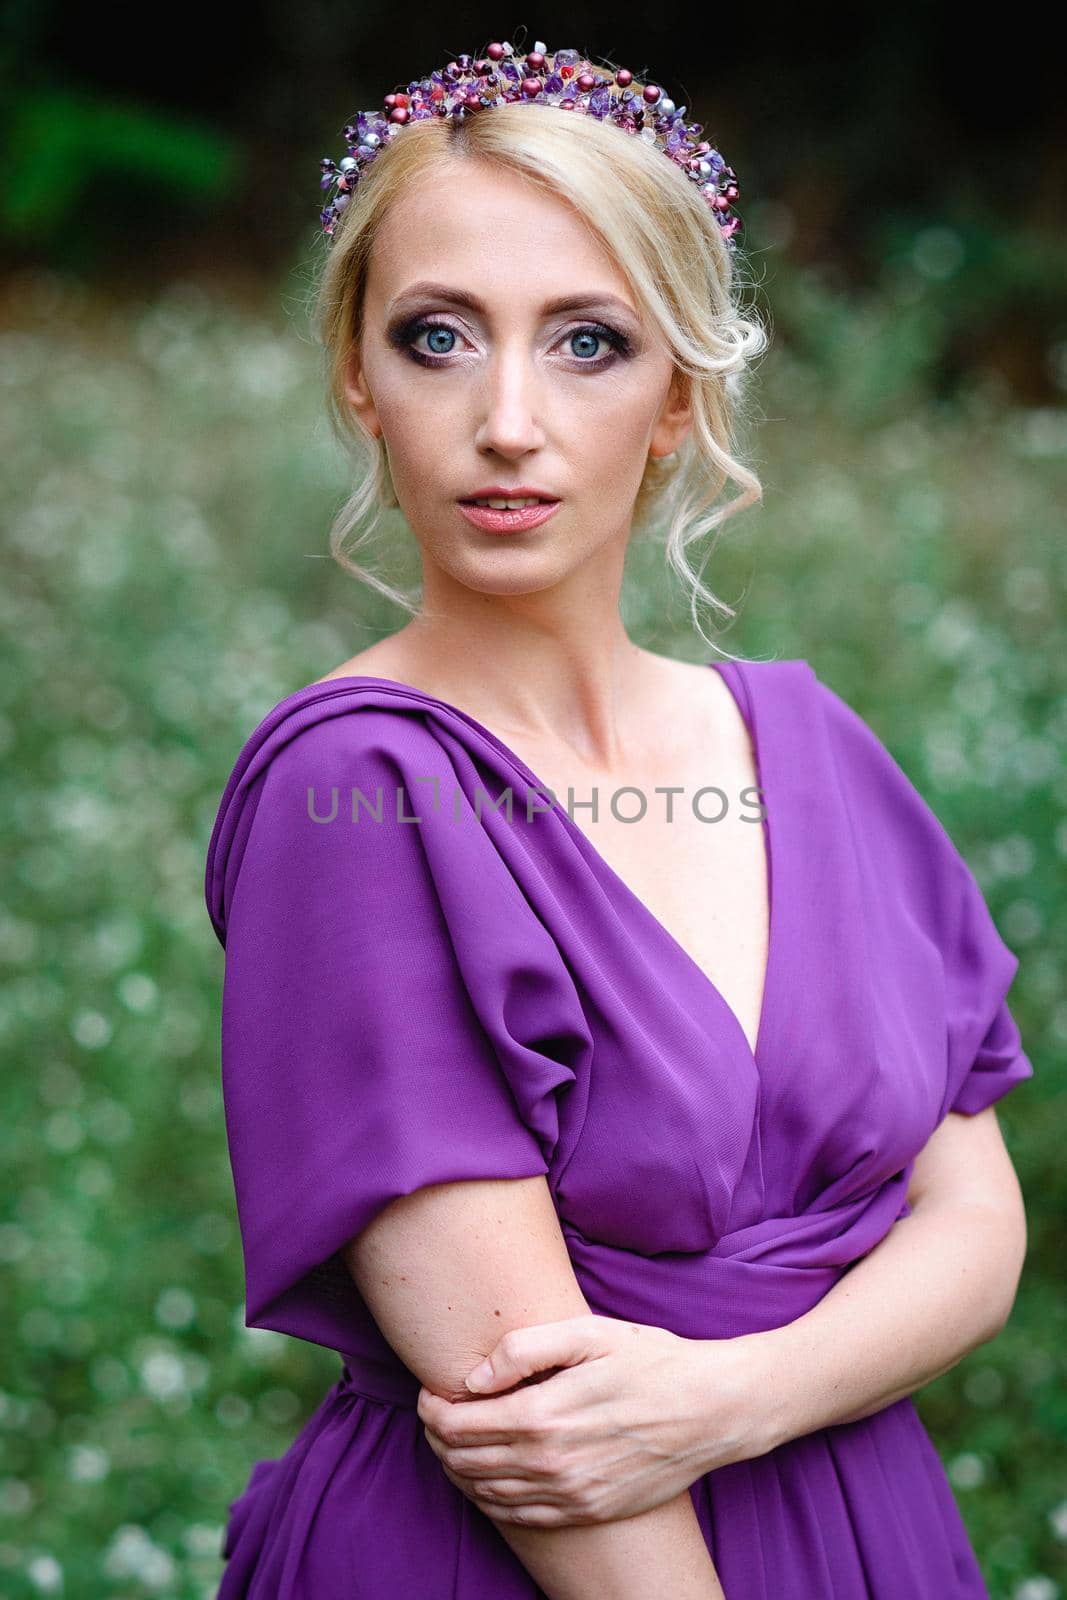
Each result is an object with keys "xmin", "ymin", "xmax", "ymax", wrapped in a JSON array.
[{"xmin": 3, "ymin": 219, "xmax": 1065, "ymax": 1597}]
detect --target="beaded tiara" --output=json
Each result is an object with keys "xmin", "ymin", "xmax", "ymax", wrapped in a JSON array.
[{"xmin": 319, "ymin": 38, "xmax": 742, "ymax": 251}]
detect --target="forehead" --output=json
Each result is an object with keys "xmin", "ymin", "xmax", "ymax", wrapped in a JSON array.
[{"xmin": 365, "ymin": 160, "xmax": 634, "ymax": 309}]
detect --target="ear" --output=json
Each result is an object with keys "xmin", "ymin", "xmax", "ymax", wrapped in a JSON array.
[
  {"xmin": 649, "ymin": 368, "xmax": 692, "ymax": 460},
  {"xmin": 343, "ymin": 342, "xmax": 381, "ymax": 439}
]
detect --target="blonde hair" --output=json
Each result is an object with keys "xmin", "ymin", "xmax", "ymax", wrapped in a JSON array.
[{"xmin": 309, "ymin": 96, "xmax": 770, "ymax": 657}]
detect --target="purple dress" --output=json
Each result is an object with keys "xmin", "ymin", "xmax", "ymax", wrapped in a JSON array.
[{"xmin": 203, "ymin": 657, "xmax": 1033, "ymax": 1598}]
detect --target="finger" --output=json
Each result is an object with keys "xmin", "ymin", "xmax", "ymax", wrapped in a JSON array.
[
  {"xmin": 437, "ymin": 1460, "xmax": 578, "ymax": 1528},
  {"xmin": 419, "ymin": 1387, "xmax": 545, "ymax": 1448},
  {"xmin": 474, "ymin": 1499, "xmax": 572, "ymax": 1528},
  {"xmin": 438, "ymin": 1459, "xmax": 551, "ymax": 1515},
  {"xmin": 424, "ymin": 1434, "xmax": 547, "ymax": 1483},
  {"xmin": 434, "ymin": 1441, "xmax": 580, "ymax": 1509},
  {"xmin": 475, "ymin": 1476, "xmax": 572, "ymax": 1508},
  {"xmin": 465, "ymin": 1315, "xmax": 599, "ymax": 1394},
  {"xmin": 421, "ymin": 1419, "xmax": 542, "ymax": 1482}
]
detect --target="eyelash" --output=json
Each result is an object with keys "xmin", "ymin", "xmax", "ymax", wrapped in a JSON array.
[{"xmin": 387, "ymin": 315, "xmax": 634, "ymax": 371}]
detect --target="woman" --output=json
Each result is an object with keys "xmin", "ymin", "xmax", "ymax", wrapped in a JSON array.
[{"xmin": 204, "ymin": 39, "xmax": 1033, "ymax": 1598}]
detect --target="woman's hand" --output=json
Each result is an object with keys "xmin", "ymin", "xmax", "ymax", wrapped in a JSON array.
[{"xmin": 417, "ymin": 1313, "xmax": 772, "ymax": 1528}]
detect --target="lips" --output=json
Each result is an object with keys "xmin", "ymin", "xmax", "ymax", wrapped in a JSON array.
[
  {"xmin": 458, "ymin": 485, "xmax": 561, "ymax": 504},
  {"xmin": 457, "ymin": 499, "xmax": 563, "ymax": 535}
]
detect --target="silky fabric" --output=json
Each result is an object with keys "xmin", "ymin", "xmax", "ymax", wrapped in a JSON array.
[{"xmin": 203, "ymin": 657, "xmax": 1033, "ymax": 1597}]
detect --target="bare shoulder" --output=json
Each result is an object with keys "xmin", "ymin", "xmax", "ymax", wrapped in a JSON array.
[
  {"xmin": 306, "ymin": 643, "xmax": 751, "ymax": 771},
  {"xmin": 642, "ymin": 650, "xmax": 753, "ymax": 761},
  {"xmin": 305, "ymin": 638, "xmax": 420, "ymax": 691}
]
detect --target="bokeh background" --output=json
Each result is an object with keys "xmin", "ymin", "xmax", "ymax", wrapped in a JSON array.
[{"xmin": 3, "ymin": 3, "xmax": 1064, "ymax": 1596}]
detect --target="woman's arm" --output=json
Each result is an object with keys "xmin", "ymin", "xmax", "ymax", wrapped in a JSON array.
[
  {"xmin": 343, "ymin": 1173, "xmax": 723, "ymax": 1600},
  {"xmin": 718, "ymin": 1106, "xmax": 1028, "ymax": 1451}
]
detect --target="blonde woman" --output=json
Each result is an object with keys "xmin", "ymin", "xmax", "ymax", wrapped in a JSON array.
[{"xmin": 204, "ymin": 38, "xmax": 1032, "ymax": 1599}]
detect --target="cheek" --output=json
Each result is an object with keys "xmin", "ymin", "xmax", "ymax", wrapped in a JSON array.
[
  {"xmin": 372, "ymin": 368, "xmax": 659, "ymax": 495},
  {"xmin": 560, "ymin": 378, "xmax": 660, "ymax": 455},
  {"xmin": 372, "ymin": 395, "xmax": 443, "ymax": 491},
  {"xmin": 569, "ymin": 395, "xmax": 660, "ymax": 496}
]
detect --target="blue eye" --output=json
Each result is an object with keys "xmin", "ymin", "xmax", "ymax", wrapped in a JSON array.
[
  {"xmin": 570, "ymin": 329, "xmax": 605, "ymax": 360},
  {"xmin": 387, "ymin": 315, "xmax": 633, "ymax": 370},
  {"xmin": 424, "ymin": 326, "xmax": 456, "ymax": 356}
]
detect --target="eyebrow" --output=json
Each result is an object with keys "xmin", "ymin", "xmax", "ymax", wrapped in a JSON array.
[{"xmin": 387, "ymin": 280, "xmax": 639, "ymax": 321}]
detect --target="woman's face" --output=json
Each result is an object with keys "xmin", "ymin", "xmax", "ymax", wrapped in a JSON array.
[{"xmin": 345, "ymin": 158, "xmax": 692, "ymax": 598}]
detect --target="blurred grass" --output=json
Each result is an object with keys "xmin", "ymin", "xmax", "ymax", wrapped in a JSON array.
[{"xmin": 2, "ymin": 246, "xmax": 1065, "ymax": 1599}]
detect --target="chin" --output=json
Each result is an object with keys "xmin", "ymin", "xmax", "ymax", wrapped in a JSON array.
[{"xmin": 446, "ymin": 555, "xmax": 575, "ymax": 599}]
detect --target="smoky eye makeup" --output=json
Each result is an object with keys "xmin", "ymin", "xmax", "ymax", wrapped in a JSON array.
[{"xmin": 385, "ymin": 311, "xmax": 637, "ymax": 370}]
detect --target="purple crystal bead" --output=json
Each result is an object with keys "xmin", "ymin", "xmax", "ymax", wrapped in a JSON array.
[{"xmin": 320, "ymin": 40, "xmax": 743, "ymax": 252}]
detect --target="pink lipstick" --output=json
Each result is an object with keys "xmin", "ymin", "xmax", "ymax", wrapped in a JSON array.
[{"xmin": 458, "ymin": 500, "xmax": 562, "ymax": 535}]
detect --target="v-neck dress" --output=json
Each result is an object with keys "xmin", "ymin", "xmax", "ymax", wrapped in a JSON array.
[{"xmin": 203, "ymin": 656, "xmax": 1033, "ymax": 1599}]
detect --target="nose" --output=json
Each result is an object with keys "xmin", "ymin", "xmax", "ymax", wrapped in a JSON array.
[{"xmin": 472, "ymin": 343, "xmax": 547, "ymax": 459}]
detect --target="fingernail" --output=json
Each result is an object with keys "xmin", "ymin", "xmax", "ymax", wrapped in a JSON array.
[{"xmin": 465, "ymin": 1361, "xmax": 493, "ymax": 1392}]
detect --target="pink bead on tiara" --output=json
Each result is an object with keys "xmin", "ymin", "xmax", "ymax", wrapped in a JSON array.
[{"xmin": 319, "ymin": 39, "xmax": 743, "ymax": 251}]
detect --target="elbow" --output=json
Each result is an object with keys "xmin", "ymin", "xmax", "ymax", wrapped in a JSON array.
[
  {"xmin": 421, "ymin": 1343, "xmax": 507, "ymax": 1408},
  {"xmin": 982, "ymin": 1204, "xmax": 1029, "ymax": 1340},
  {"xmin": 916, "ymin": 1191, "xmax": 1028, "ymax": 1343},
  {"xmin": 982, "ymin": 1290, "xmax": 1019, "ymax": 1344},
  {"xmin": 421, "ymin": 1375, "xmax": 484, "ymax": 1409},
  {"xmin": 340, "ymin": 1173, "xmax": 592, "ymax": 1406}
]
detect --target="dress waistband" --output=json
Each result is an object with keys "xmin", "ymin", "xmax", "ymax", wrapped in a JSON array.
[{"xmin": 330, "ymin": 1211, "xmax": 878, "ymax": 1411}]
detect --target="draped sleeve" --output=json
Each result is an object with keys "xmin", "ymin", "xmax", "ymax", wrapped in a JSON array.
[
  {"xmin": 939, "ymin": 847, "xmax": 1033, "ymax": 1117},
  {"xmin": 813, "ymin": 672, "xmax": 1034, "ymax": 1123},
  {"xmin": 211, "ymin": 705, "xmax": 589, "ymax": 1354}
]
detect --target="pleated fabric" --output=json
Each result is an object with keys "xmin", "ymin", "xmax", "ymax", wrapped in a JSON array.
[{"xmin": 203, "ymin": 657, "xmax": 1033, "ymax": 1597}]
